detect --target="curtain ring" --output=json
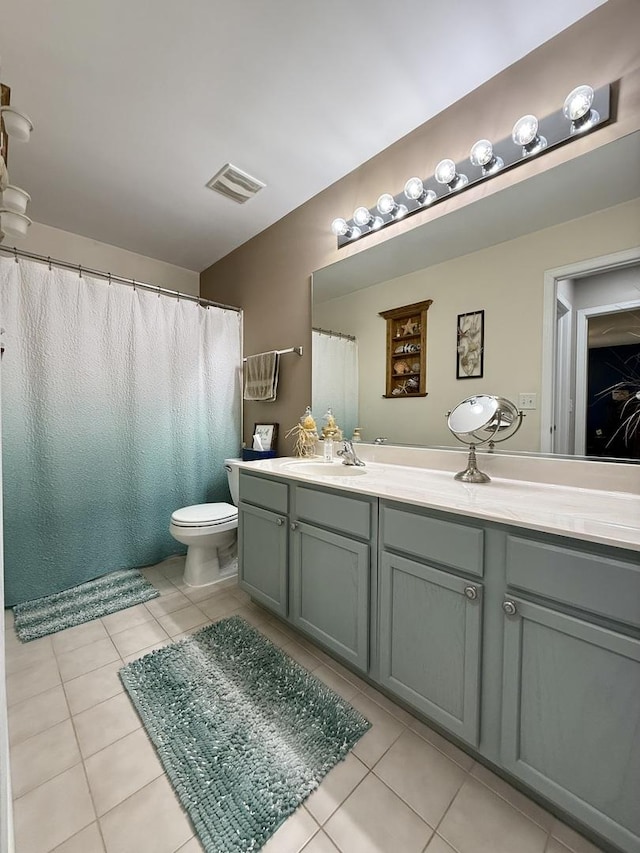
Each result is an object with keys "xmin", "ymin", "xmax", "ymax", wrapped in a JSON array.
[
  {"xmin": 157, "ymin": 286, "xmax": 161, "ymax": 298},
  {"xmin": 78, "ymin": 265, "xmax": 83, "ymax": 279},
  {"xmin": 47, "ymin": 256, "xmax": 52, "ymax": 271},
  {"xmin": 13, "ymin": 247, "xmax": 18, "ymax": 263},
  {"xmin": 132, "ymin": 278, "xmax": 136, "ymax": 291},
  {"xmin": 108, "ymin": 272, "xmax": 112, "ymax": 286}
]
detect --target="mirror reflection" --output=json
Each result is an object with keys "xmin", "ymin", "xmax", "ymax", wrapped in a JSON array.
[{"xmin": 312, "ymin": 132, "xmax": 640, "ymax": 461}]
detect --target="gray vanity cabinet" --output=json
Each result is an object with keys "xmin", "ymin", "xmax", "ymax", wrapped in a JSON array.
[
  {"xmin": 379, "ymin": 552, "xmax": 482, "ymax": 745},
  {"xmin": 501, "ymin": 597, "xmax": 640, "ymax": 853},
  {"xmin": 501, "ymin": 534, "xmax": 640, "ymax": 853},
  {"xmin": 238, "ymin": 472, "xmax": 289, "ymax": 617},
  {"xmin": 289, "ymin": 485, "xmax": 375, "ymax": 673},
  {"xmin": 290, "ymin": 523, "xmax": 370, "ymax": 672},
  {"xmin": 238, "ymin": 468, "xmax": 640, "ymax": 853},
  {"xmin": 378, "ymin": 502, "xmax": 484, "ymax": 747}
]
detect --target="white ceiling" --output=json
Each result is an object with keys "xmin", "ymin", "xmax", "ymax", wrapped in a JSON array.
[{"xmin": 1, "ymin": 0, "xmax": 604, "ymax": 272}]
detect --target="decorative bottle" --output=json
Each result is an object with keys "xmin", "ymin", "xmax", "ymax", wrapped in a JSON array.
[{"xmin": 322, "ymin": 407, "xmax": 339, "ymax": 462}]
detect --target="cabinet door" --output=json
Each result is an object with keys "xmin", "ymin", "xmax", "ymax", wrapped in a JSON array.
[
  {"xmin": 379, "ymin": 552, "xmax": 482, "ymax": 746},
  {"xmin": 290, "ymin": 522, "xmax": 369, "ymax": 672},
  {"xmin": 501, "ymin": 597, "xmax": 640, "ymax": 853},
  {"xmin": 238, "ymin": 502, "xmax": 288, "ymax": 617}
]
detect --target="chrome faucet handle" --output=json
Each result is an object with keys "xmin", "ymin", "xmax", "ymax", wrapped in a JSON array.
[
  {"xmin": 374, "ymin": 436, "xmax": 388, "ymax": 444},
  {"xmin": 337, "ymin": 440, "xmax": 365, "ymax": 466}
]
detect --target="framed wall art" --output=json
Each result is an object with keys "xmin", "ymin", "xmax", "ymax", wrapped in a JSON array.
[{"xmin": 457, "ymin": 310, "xmax": 484, "ymax": 379}]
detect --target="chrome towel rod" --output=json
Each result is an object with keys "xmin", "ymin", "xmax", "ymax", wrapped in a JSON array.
[{"xmin": 243, "ymin": 346, "xmax": 303, "ymax": 363}]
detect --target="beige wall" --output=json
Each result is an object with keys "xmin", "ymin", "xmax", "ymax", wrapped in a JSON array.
[
  {"xmin": 200, "ymin": 0, "xmax": 640, "ymax": 451},
  {"xmin": 18, "ymin": 221, "xmax": 199, "ymax": 295},
  {"xmin": 313, "ymin": 199, "xmax": 640, "ymax": 450}
]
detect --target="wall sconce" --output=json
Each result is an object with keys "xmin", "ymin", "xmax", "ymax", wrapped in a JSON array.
[
  {"xmin": 0, "ymin": 74, "xmax": 34, "ymax": 242},
  {"xmin": 331, "ymin": 83, "xmax": 610, "ymax": 248}
]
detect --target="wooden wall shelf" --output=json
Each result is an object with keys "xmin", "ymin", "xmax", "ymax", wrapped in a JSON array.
[{"xmin": 379, "ymin": 300, "xmax": 432, "ymax": 398}]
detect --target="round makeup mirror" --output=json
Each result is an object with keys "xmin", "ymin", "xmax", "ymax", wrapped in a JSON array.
[{"xmin": 446, "ymin": 395, "xmax": 523, "ymax": 482}]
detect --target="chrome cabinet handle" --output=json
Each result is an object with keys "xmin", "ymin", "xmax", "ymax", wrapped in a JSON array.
[
  {"xmin": 275, "ymin": 518, "xmax": 284, "ymax": 526},
  {"xmin": 464, "ymin": 585, "xmax": 478, "ymax": 600},
  {"xmin": 290, "ymin": 522, "xmax": 298, "ymax": 531},
  {"xmin": 502, "ymin": 600, "xmax": 518, "ymax": 616}
]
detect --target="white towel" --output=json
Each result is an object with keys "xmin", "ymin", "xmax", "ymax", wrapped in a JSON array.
[{"xmin": 243, "ymin": 351, "xmax": 280, "ymax": 401}]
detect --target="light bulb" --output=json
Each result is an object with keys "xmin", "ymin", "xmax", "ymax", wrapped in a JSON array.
[
  {"xmin": 512, "ymin": 115, "xmax": 538, "ymax": 146},
  {"xmin": 331, "ymin": 217, "xmax": 349, "ymax": 237},
  {"xmin": 563, "ymin": 85, "xmax": 599, "ymax": 133},
  {"xmin": 353, "ymin": 206, "xmax": 373, "ymax": 227},
  {"xmin": 434, "ymin": 159, "xmax": 456, "ymax": 185},
  {"xmin": 470, "ymin": 139, "xmax": 492, "ymax": 167},
  {"xmin": 434, "ymin": 159, "xmax": 468, "ymax": 192},
  {"xmin": 563, "ymin": 85, "xmax": 594, "ymax": 121},
  {"xmin": 512, "ymin": 115, "xmax": 547, "ymax": 155},
  {"xmin": 376, "ymin": 193, "xmax": 397, "ymax": 216},
  {"xmin": 404, "ymin": 177, "xmax": 424, "ymax": 200},
  {"xmin": 330, "ymin": 218, "xmax": 361, "ymax": 239},
  {"xmin": 470, "ymin": 139, "xmax": 504, "ymax": 175},
  {"xmin": 404, "ymin": 177, "xmax": 437, "ymax": 206}
]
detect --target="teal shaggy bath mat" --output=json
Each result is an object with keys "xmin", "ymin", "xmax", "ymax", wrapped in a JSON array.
[
  {"xmin": 13, "ymin": 568, "xmax": 160, "ymax": 642},
  {"xmin": 120, "ymin": 615, "xmax": 371, "ymax": 853}
]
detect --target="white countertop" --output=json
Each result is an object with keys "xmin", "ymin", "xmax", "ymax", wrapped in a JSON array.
[{"xmin": 236, "ymin": 455, "xmax": 640, "ymax": 553}]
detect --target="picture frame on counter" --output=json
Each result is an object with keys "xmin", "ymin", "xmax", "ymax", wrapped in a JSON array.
[{"xmin": 253, "ymin": 422, "xmax": 278, "ymax": 452}]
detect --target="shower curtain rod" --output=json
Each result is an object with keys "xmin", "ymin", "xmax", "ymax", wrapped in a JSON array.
[
  {"xmin": 0, "ymin": 245, "xmax": 241, "ymax": 313},
  {"xmin": 312, "ymin": 326, "xmax": 356, "ymax": 342}
]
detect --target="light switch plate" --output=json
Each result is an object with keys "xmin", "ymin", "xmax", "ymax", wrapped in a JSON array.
[{"xmin": 518, "ymin": 393, "xmax": 537, "ymax": 410}]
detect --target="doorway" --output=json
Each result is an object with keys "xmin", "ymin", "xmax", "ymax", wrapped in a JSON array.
[
  {"xmin": 541, "ymin": 249, "xmax": 640, "ymax": 459},
  {"xmin": 582, "ymin": 310, "xmax": 640, "ymax": 458}
]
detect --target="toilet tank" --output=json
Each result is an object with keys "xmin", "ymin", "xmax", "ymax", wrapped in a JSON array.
[{"xmin": 224, "ymin": 458, "xmax": 242, "ymax": 506}]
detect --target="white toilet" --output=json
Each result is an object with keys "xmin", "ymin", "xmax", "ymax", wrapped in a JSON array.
[{"xmin": 169, "ymin": 458, "xmax": 241, "ymax": 588}]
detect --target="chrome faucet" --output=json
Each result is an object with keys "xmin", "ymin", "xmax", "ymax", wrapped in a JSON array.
[{"xmin": 337, "ymin": 440, "xmax": 365, "ymax": 466}]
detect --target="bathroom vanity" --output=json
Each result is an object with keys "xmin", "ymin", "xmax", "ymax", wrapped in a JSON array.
[{"xmin": 237, "ymin": 448, "xmax": 640, "ymax": 853}]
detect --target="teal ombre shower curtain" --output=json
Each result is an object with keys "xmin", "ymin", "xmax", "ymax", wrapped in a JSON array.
[{"xmin": 0, "ymin": 257, "xmax": 241, "ymax": 605}]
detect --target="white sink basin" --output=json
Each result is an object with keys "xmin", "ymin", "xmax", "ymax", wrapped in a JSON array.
[{"xmin": 283, "ymin": 461, "xmax": 368, "ymax": 477}]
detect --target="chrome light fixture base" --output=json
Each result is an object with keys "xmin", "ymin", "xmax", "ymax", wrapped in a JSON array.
[{"xmin": 334, "ymin": 83, "xmax": 610, "ymax": 248}]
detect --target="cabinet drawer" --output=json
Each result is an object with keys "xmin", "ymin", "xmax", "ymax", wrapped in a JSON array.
[
  {"xmin": 382, "ymin": 504, "xmax": 484, "ymax": 577},
  {"xmin": 239, "ymin": 471, "xmax": 288, "ymax": 514},
  {"xmin": 506, "ymin": 535, "xmax": 640, "ymax": 627},
  {"xmin": 295, "ymin": 485, "xmax": 371, "ymax": 539}
]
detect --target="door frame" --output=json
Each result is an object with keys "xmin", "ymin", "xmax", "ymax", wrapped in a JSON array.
[{"xmin": 540, "ymin": 248, "xmax": 640, "ymax": 452}]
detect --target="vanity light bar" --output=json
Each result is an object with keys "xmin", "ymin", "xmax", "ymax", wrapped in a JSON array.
[{"xmin": 331, "ymin": 83, "xmax": 611, "ymax": 249}]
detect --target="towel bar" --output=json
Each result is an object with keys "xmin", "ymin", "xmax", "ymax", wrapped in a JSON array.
[{"xmin": 243, "ymin": 346, "xmax": 303, "ymax": 362}]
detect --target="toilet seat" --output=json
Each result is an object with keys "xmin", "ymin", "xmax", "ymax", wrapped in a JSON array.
[{"xmin": 170, "ymin": 502, "xmax": 238, "ymax": 528}]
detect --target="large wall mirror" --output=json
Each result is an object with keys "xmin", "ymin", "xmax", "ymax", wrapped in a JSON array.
[{"xmin": 312, "ymin": 131, "xmax": 640, "ymax": 461}]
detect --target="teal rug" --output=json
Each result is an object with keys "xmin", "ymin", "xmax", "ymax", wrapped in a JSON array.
[
  {"xmin": 13, "ymin": 569, "xmax": 160, "ymax": 642},
  {"xmin": 120, "ymin": 616, "xmax": 371, "ymax": 853}
]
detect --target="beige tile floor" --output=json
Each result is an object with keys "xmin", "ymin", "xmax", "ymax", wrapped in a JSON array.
[{"xmin": 4, "ymin": 556, "xmax": 606, "ymax": 853}]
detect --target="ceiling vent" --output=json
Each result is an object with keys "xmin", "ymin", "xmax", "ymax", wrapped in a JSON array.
[{"xmin": 206, "ymin": 163, "xmax": 266, "ymax": 204}]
